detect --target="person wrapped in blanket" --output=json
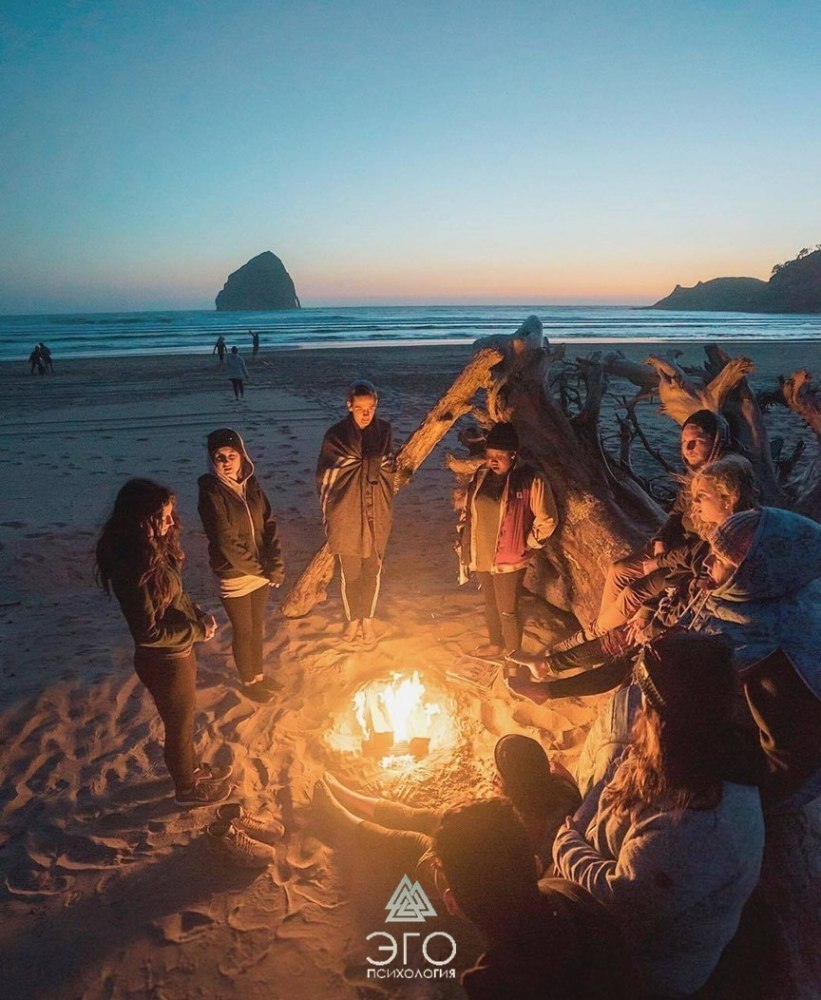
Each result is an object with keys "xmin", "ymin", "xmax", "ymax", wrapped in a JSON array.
[
  {"xmin": 316, "ymin": 380, "xmax": 395, "ymax": 645},
  {"xmin": 507, "ymin": 454, "xmax": 759, "ymax": 700}
]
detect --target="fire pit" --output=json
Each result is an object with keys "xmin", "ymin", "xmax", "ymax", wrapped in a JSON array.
[{"xmin": 325, "ymin": 670, "xmax": 459, "ymax": 769}]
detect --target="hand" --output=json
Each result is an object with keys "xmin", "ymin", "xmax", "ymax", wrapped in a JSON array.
[
  {"xmin": 653, "ymin": 540, "xmax": 667, "ymax": 557},
  {"xmin": 625, "ymin": 619, "xmax": 652, "ymax": 646},
  {"xmin": 268, "ymin": 567, "xmax": 285, "ymax": 588},
  {"xmin": 641, "ymin": 557, "xmax": 659, "ymax": 575},
  {"xmin": 505, "ymin": 675, "xmax": 551, "ymax": 705},
  {"xmin": 203, "ymin": 614, "xmax": 218, "ymax": 641}
]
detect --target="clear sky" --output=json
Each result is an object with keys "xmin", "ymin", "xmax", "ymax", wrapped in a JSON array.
[{"xmin": 1, "ymin": 0, "xmax": 819, "ymax": 312}]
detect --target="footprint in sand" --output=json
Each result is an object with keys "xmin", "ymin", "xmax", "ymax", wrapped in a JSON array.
[
  {"xmin": 152, "ymin": 910, "xmax": 215, "ymax": 944},
  {"xmin": 4, "ymin": 866, "xmax": 74, "ymax": 899}
]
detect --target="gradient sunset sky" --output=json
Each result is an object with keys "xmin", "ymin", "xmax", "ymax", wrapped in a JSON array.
[{"xmin": 1, "ymin": 1, "xmax": 819, "ymax": 312}]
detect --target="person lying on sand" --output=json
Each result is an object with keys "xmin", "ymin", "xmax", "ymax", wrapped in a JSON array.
[{"xmin": 313, "ymin": 735, "xmax": 580, "ymax": 893}]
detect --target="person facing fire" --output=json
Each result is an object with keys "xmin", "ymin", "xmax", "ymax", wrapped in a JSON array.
[
  {"xmin": 317, "ymin": 380, "xmax": 395, "ymax": 645},
  {"xmin": 456, "ymin": 422, "xmax": 558, "ymax": 657}
]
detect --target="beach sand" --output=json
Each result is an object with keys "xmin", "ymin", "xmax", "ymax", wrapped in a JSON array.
[{"xmin": 0, "ymin": 340, "xmax": 818, "ymax": 998}]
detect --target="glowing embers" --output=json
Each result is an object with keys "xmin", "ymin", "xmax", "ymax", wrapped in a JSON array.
[{"xmin": 326, "ymin": 671, "xmax": 458, "ymax": 768}]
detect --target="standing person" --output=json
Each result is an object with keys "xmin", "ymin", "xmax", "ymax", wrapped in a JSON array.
[
  {"xmin": 457, "ymin": 422, "xmax": 558, "ymax": 657},
  {"xmin": 95, "ymin": 479, "xmax": 230, "ymax": 807},
  {"xmin": 213, "ymin": 335, "xmax": 227, "ymax": 365},
  {"xmin": 28, "ymin": 345, "xmax": 44, "ymax": 375},
  {"xmin": 250, "ymin": 330, "xmax": 259, "ymax": 359},
  {"xmin": 38, "ymin": 342, "xmax": 54, "ymax": 372},
  {"xmin": 225, "ymin": 345, "xmax": 249, "ymax": 400},
  {"xmin": 198, "ymin": 428, "xmax": 285, "ymax": 704},
  {"xmin": 317, "ymin": 380, "xmax": 394, "ymax": 644},
  {"xmin": 553, "ymin": 633, "xmax": 764, "ymax": 998}
]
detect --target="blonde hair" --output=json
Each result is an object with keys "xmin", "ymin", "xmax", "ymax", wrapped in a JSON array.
[{"xmin": 692, "ymin": 454, "xmax": 759, "ymax": 513}]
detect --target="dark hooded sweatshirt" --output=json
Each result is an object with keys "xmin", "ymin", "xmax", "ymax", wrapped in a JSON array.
[
  {"xmin": 316, "ymin": 414, "xmax": 394, "ymax": 558},
  {"xmin": 198, "ymin": 433, "xmax": 283, "ymax": 590}
]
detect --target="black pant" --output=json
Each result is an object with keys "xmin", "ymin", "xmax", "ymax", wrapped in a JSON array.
[
  {"xmin": 134, "ymin": 649, "xmax": 197, "ymax": 793},
  {"xmin": 221, "ymin": 584, "xmax": 270, "ymax": 684},
  {"xmin": 339, "ymin": 552, "xmax": 382, "ymax": 621},
  {"xmin": 476, "ymin": 568, "xmax": 526, "ymax": 651},
  {"xmin": 230, "ymin": 378, "xmax": 244, "ymax": 399}
]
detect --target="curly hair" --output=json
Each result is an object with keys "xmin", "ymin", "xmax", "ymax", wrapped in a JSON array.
[
  {"xmin": 692, "ymin": 454, "xmax": 759, "ymax": 514},
  {"xmin": 95, "ymin": 478, "xmax": 184, "ymax": 616}
]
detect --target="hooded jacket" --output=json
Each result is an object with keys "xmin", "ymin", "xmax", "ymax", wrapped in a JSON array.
[
  {"xmin": 198, "ymin": 432, "xmax": 283, "ymax": 593},
  {"xmin": 701, "ymin": 507, "xmax": 821, "ymax": 799},
  {"xmin": 316, "ymin": 414, "xmax": 394, "ymax": 558},
  {"xmin": 458, "ymin": 461, "xmax": 558, "ymax": 581}
]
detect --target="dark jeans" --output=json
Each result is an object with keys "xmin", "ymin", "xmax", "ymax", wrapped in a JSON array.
[
  {"xmin": 339, "ymin": 552, "xmax": 382, "ymax": 621},
  {"xmin": 221, "ymin": 584, "xmax": 270, "ymax": 684},
  {"xmin": 230, "ymin": 378, "xmax": 244, "ymax": 399},
  {"xmin": 134, "ymin": 649, "xmax": 197, "ymax": 793},
  {"xmin": 476, "ymin": 568, "xmax": 526, "ymax": 651}
]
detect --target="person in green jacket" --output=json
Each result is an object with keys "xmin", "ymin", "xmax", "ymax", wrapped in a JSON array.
[{"xmin": 96, "ymin": 478, "xmax": 229, "ymax": 807}]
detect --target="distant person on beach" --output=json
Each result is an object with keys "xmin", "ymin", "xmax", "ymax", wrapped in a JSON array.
[
  {"xmin": 28, "ymin": 345, "xmax": 45, "ymax": 375},
  {"xmin": 250, "ymin": 330, "xmax": 259, "ymax": 358},
  {"xmin": 316, "ymin": 380, "xmax": 394, "ymax": 644},
  {"xmin": 95, "ymin": 478, "xmax": 230, "ymax": 807},
  {"xmin": 198, "ymin": 428, "xmax": 285, "ymax": 704},
  {"xmin": 213, "ymin": 336, "xmax": 227, "ymax": 365},
  {"xmin": 456, "ymin": 422, "xmax": 558, "ymax": 658},
  {"xmin": 38, "ymin": 342, "xmax": 53, "ymax": 372},
  {"xmin": 225, "ymin": 345, "xmax": 249, "ymax": 399}
]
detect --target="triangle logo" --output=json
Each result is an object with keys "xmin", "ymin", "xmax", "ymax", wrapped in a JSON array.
[{"xmin": 385, "ymin": 874, "xmax": 437, "ymax": 923}]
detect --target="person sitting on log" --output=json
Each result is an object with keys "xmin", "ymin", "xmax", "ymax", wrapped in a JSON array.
[
  {"xmin": 433, "ymin": 798, "xmax": 634, "ymax": 1000},
  {"xmin": 553, "ymin": 632, "xmax": 764, "ymax": 1000},
  {"xmin": 569, "ymin": 409, "xmax": 733, "ymax": 646},
  {"xmin": 456, "ymin": 422, "xmax": 558, "ymax": 658},
  {"xmin": 506, "ymin": 454, "xmax": 760, "ymax": 700},
  {"xmin": 316, "ymin": 379, "xmax": 395, "ymax": 645},
  {"xmin": 313, "ymin": 734, "xmax": 580, "ymax": 892}
]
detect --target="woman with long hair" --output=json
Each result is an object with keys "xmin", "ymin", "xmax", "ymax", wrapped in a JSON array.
[
  {"xmin": 95, "ymin": 478, "xmax": 229, "ymax": 807},
  {"xmin": 553, "ymin": 632, "xmax": 764, "ymax": 998},
  {"xmin": 198, "ymin": 428, "xmax": 284, "ymax": 703}
]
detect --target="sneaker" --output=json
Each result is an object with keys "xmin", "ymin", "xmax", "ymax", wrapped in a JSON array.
[
  {"xmin": 207, "ymin": 819, "xmax": 276, "ymax": 868},
  {"xmin": 192, "ymin": 761, "xmax": 233, "ymax": 782},
  {"xmin": 242, "ymin": 680, "xmax": 275, "ymax": 703},
  {"xmin": 471, "ymin": 643, "xmax": 504, "ymax": 659},
  {"xmin": 216, "ymin": 802, "xmax": 284, "ymax": 845},
  {"xmin": 342, "ymin": 620, "xmax": 361, "ymax": 643},
  {"xmin": 174, "ymin": 778, "xmax": 231, "ymax": 808}
]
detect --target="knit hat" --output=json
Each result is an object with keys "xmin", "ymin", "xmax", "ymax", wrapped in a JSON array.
[
  {"xmin": 493, "ymin": 733, "xmax": 553, "ymax": 800},
  {"xmin": 207, "ymin": 428, "xmax": 243, "ymax": 454},
  {"xmin": 633, "ymin": 632, "xmax": 735, "ymax": 724},
  {"xmin": 710, "ymin": 510, "xmax": 761, "ymax": 567},
  {"xmin": 485, "ymin": 422, "xmax": 519, "ymax": 452}
]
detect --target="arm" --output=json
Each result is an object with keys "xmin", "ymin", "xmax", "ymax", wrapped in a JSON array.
[
  {"xmin": 111, "ymin": 572, "xmax": 206, "ymax": 649},
  {"xmin": 259, "ymin": 487, "xmax": 285, "ymax": 583},
  {"xmin": 198, "ymin": 486, "xmax": 266, "ymax": 578},
  {"xmin": 526, "ymin": 473, "xmax": 559, "ymax": 548}
]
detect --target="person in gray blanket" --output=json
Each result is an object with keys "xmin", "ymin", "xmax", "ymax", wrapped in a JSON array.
[{"xmin": 316, "ymin": 380, "xmax": 394, "ymax": 644}]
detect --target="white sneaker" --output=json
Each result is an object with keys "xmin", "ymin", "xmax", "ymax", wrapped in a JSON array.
[
  {"xmin": 216, "ymin": 802, "xmax": 284, "ymax": 846},
  {"xmin": 207, "ymin": 819, "xmax": 276, "ymax": 868}
]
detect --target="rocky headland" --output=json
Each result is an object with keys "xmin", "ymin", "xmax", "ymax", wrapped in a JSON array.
[{"xmin": 215, "ymin": 251, "xmax": 300, "ymax": 311}]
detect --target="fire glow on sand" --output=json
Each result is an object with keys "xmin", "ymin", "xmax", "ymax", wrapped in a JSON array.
[{"xmin": 325, "ymin": 671, "xmax": 459, "ymax": 769}]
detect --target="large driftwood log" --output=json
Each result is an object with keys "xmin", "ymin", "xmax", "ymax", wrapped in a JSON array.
[{"xmin": 281, "ymin": 347, "xmax": 503, "ymax": 618}]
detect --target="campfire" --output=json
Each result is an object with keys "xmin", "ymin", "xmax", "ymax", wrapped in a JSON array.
[{"xmin": 326, "ymin": 671, "xmax": 459, "ymax": 768}]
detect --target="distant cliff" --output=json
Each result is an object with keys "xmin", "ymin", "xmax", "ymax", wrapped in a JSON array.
[
  {"xmin": 216, "ymin": 252, "xmax": 300, "ymax": 311},
  {"xmin": 650, "ymin": 248, "xmax": 821, "ymax": 313}
]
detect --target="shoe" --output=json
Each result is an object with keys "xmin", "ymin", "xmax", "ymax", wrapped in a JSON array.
[
  {"xmin": 192, "ymin": 761, "xmax": 233, "ymax": 782},
  {"xmin": 242, "ymin": 680, "xmax": 275, "ymax": 703},
  {"xmin": 258, "ymin": 676, "xmax": 284, "ymax": 694},
  {"xmin": 471, "ymin": 643, "xmax": 504, "ymax": 659},
  {"xmin": 343, "ymin": 620, "xmax": 361, "ymax": 643},
  {"xmin": 361, "ymin": 618, "xmax": 377, "ymax": 645},
  {"xmin": 207, "ymin": 819, "xmax": 276, "ymax": 868},
  {"xmin": 216, "ymin": 802, "xmax": 284, "ymax": 845},
  {"xmin": 175, "ymin": 778, "xmax": 231, "ymax": 808}
]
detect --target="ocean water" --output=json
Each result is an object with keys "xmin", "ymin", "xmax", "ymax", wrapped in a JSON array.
[{"xmin": 1, "ymin": 305, "xmax": 820, "ymax": 362}]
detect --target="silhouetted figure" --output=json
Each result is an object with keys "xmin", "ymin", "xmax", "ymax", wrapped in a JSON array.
[
  {"xmin": 225, "ymin": 345, "xmax": 249, "ymax": 399},
  {"xmin": 38, "ymin": 342, "xmax": 53, "ymax": 372},
  {"xmin": 213, "ymin": 336, "xmax": 227, "ymax": 365},
  {"xmin": 28, "ymin": 345, "xmax": 45, "ymax": 375},
  {"xmin": 250, "ymin": 329, "xmax": 259, "ymax": 358}
]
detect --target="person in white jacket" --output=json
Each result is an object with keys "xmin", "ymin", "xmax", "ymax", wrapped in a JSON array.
[{"xmin": 225, "ymin": 345, "xmax": 249, "ymax": 400}]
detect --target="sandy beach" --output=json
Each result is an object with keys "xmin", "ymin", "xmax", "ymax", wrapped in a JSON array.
[{"xmin": 0, "ymin": 339, "xmax": 818, "ymax": 999}]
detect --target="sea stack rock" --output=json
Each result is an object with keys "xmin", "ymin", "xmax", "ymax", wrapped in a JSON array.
[{"xmin": 216, "ymin": 251, "xmax": 301, "ymax": 311}]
